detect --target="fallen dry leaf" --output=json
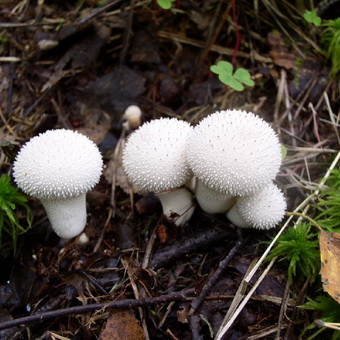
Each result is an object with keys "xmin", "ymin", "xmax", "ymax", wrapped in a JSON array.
[
  {"xmin": 320, "ymin": 230, "xmax": 340, "ymax": 303},
  {"xmin": 100, "ymin": 310, "xmax": 145, "ymax": 340},
  {"xmin": 267, "ymin": 32, "xmax": 296, "ymax": 69}
]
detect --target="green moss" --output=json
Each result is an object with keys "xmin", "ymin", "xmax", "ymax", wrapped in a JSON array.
[
  {"xmin": 0, "ymin": 174, "xmax": 32, "ymax": 254},
  {"xmin": 266, "ymin": 223, "xmax": 320, "ymax": 283}
]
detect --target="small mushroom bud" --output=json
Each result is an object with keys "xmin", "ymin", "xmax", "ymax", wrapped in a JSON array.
[{"xmin": 123, "ymin": 105, "xmax": 142, "ymax": 129}]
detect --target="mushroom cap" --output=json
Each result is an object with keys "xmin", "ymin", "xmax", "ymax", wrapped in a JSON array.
[
  {"xmin": 13, "ymin": 129, "xmax": 103, "ymax": 199},
  {"xmin": 186, "ymin": 109, "xmax": 282, "ymax": 196},
  {"xmin": 122, "ymin": 118, "xmax": 193, "ymax": 193},
  {"xmin": 123, "ymin": 105, "xmax": 142, "ymax": 129},
  {"xmin": 236, "ymin": 182, "xmax": 286, "ymax": 229},
  {"xmin": 123, "ymin": 105, "xmax": 142, "ymax": 121}
]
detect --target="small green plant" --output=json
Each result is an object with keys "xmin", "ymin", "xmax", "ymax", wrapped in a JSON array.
[
  {"xmin": 300, "ymin": 295, "xmax": 340, "ymax": 339},
  {"xmin": 303, "ymin": 10, "xmax": 321, "ymax": 26},
  {"xmin": 321, "ymin": 18, "xmax": 340, "ymax": 76},
  {"xmin": 266, "ymin": 167, "xmax": 340, "ymax": 338},
  {"xmin": 316, "ymin": 168, "xmax": 340, "ymax": 232},
  {"xmin": 210, "ymin": 61, "xmax": 255, "ymax": 91},
  {"xmin": 157, "ymin": 0, "xmax": 175, "ymax": 10},
  {"xmin": 0, "ymin": 174, "xmax": 32, "ymax": 254},
  {"xmin": 266, "ymin": 223, "xmax": 320, "ymax": 283},
  {"xmin": 303, "ymin": 10, "xmax": 340, "ymax": 76}
]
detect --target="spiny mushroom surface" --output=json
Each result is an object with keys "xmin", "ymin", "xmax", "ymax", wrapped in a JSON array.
[
  {"xmin": 122, "ymin": 118, "xmax": 195, "ymax": 226},
  {"xmin": 226, "ymin": 182, "xmax": 287, "ymax": 229},
  {"xmin": 13, "ymin": 129, "xmax": 103, "ymax": 239},
  {"xmin": 123, "ymin": 118, "xmax": 193, "ymax": 192},
  {"xmin": 186, "ymin": 109, "xmax": 282, "ymax": 197}
]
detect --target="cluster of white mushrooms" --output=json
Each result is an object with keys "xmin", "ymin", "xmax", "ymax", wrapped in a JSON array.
[
  {"xmin": 11, "ymin": 109, "xmax": 286, "ymax": 241},
  {"xmin": 123, "ymin": 109, "xmax": 287, "ymax": 229}
]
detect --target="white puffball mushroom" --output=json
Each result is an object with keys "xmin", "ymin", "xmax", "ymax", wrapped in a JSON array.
[
  {"xmin": 123, "ymin": 105, "xmax": 142, "ymax": 129},
  {"xmin": 13, "ymin": 129, "xmax": 103, "ymax": 239},
  {"xmin": 186, "ymin": 109, "xmax": 282, "ymax": 212},
  {"xmin": 226, "ymin": 182, "xmax": 287, "ymax": 229},
  {"xmin": 122, "ymin": 118, "xmax": 195, "ymax": 226},
  {"xmin": 77, "ymin": 232, "xmax": 90, "ymax": 246}
]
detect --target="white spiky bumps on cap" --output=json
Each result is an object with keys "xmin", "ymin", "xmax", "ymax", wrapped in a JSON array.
[
  {"xmin": 13, "ymin": 129, "xmax": 103, "ymax": 239},
  {"xmin": 122, "ymin": 118, "xmax": 195, "ymax": 226},
  {"xmin": 227, "ymin": 182, "xmax": 287, "ymax": 229},
  {"xmin": 186, "ymin": 109, "xmax": 282, "ymax": 213}
]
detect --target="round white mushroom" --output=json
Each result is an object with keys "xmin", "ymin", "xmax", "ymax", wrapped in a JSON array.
[
  {"xmin": 122, "ymin": 118, "xmax": 195, "ymax": 226},
  {"xmin": 123, "ymin": 105, "xmax": 142, "ymax": 129},
  {"xmin": 13, "ymin": 129, "xmax": 103, "ymax": 239},
  {"xmin": 186, "ymin": 109, "xmax": 282, "ymax": 212},
  {"xmin": 226, "ymin": 182, "xmax": 287, "ymax": 229}
]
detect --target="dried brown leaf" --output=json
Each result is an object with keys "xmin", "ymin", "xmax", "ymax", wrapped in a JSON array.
[
  {"xmin": 267, "ymin": 32, "xmax": 296, "ymax": 69},
  {"xmin": 320, "ymin": 230, "xmax": 340, "ymax": 303},
  {"xmin": 100, "ymin": 310, "xmax": 145, "ymax": 340}
]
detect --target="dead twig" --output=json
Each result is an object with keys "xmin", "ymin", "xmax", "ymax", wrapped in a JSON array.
[
  {"xmin": 0, "ymin": 289, "xmax": 195, "ymax": 331},
  {"xmin": 156, "ymin": 31, "xmax": 272, "ymax": 63},
  {"xmin": 119, "ymin": 0, "xmax": 136, "ymax": 64},
  {"xmin": 199, "ymin": 0, "xmax": 229, "ymax": 64},
  {"xmin": 276, "ymin": 280, "xmax": 291, "ymax": 339},
  {"xmin": 189, "ymin": 234, "xmax": 249, "ymax": 315},
  {"xmin": 75, "ymin": 0, "xmax": 124, "ymax": 26},
  {"xmin": 149, "ymin": 226, "xmax": 234, "ymax": 268}
]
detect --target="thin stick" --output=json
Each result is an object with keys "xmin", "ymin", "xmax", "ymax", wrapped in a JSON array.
[
  {"xmin": 0, "ymin": 289, "xmax": 194, "ymax": 331},
  {"xmin": 215, "ymin": 258, "xmax": 276, "ymax": 340},
  {"xmin": 189, "ymin": 237, "xmax": 248, "ymax": 314},
  {"xmin": 150, "ymin": 226, "xmax": 232, "ymax": 268},
  {"xmin": 156, "ymin": 31, "xmax": 271, "ymax": 63},
  {"xmin": 286, "ymin": 212, "xmax": 322, "ymax": 231},
  {"xmin": 324, "ymin": 92, "xmax": 340, "ymax": 145},
  {"xmin": 276, "ymin": 281, "xmax": 290, "ymax": 339}
]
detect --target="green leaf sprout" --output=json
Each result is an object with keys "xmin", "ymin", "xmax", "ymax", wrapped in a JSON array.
[
  {"xmin": 321, "ymin": 18, "xmax": 340, "ymax": 76},
  {"xmin": 303, "ymin": 10, "xmax": 321, "ymax": 26},
  {"xmin": 316, "ymin": 168, "xmax": 340, "ymax": 232},
  {"xmin": 210, "ymin": 61, "xmax": 255, "ymax": 91},
  {"xmin": 157, "ymin": 0, "xmax": 175, "ymax": 10}
]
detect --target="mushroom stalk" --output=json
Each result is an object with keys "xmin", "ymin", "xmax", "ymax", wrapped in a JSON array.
[
  {"xmin": 194, "ymin": 178, "xmax": 235, "ymax": 214},
  {"xmin": 225, "ymin": 203, "xmax": 249, "ymax": 228},
  {"xmin": 41, "ymin": 194, "xmax": 87, "ymax": 239},
  {"xmin": 157, "ymin": 187, "xmax": 195, "ymax": 226}
]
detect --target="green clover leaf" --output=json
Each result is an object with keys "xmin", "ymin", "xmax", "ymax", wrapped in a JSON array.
[
  {"xmin": 157, "ymin": 0, "xmax": 175, "ymax": 10},
  {"xmin": 234, "ymin": 68, "xmax": 255, "ymax": 87},
  {"xmin": 210, "ymin": 60, "xmax": 233, "ymax": 77},
  {"xmin": 210, "ymin": 61, "xmax": 254, "ymax": 91},
  {"xmin": 303, "ymin": 10, "xmax": 321, "ymax": 26}
]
